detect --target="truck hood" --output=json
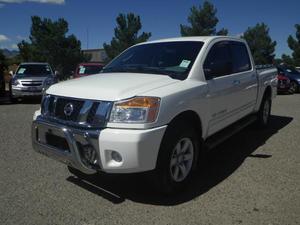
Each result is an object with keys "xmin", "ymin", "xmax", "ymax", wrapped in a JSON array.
[{"xmin": 46, "ymin": 73, "xmax": 179, "ymax": 101}]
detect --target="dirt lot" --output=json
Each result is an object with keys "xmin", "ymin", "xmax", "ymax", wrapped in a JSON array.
[{"xmin": 0, "ymin": 94, "xmax": 299, "ymax": 225}]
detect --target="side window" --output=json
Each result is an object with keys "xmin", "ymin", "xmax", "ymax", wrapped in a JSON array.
[
  {"xmin": 203, "ymin": 41, "xmax": 232, "ymax": 78},
  {"xmin": 230, "ymin": 42, "xmax": 252, "ymax": 73}
]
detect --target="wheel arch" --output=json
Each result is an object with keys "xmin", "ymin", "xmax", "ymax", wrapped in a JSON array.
[
  {"xmin": 264, "ymin": 85, "xmax": 272, "ymax": 99},
  {"xmin": 167, "ymin": 110, "xmax": 203, "ymax": 139}
]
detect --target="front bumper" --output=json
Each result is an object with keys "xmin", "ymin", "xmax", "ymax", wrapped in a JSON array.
[
  {"xmin": 32, "ymin": 117, "xmax": 166, "ymax": 174},
  {"xmin": 12, "ymin": 86, "xmax": 43, "ymax": 97},
  {"xmin": 277, "ymin": 84, "xmax": 290, "ymax": 92}
]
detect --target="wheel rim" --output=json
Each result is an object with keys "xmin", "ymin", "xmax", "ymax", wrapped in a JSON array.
[
  {"xmin": 169, "ymin": 137, "xmax": 194, "ymax": 182},
  {"xmin": 263, "ymin": 100, "xmax": 270, "ymax": 124},
  {"xmin": 291, "ymin": 82, "xmax": 296, "ymax": 92}
]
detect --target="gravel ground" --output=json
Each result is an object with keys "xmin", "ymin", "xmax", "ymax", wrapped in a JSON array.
[{"xmin": 0, "ymin": 95, "xmax": 299, "ymax": 225}]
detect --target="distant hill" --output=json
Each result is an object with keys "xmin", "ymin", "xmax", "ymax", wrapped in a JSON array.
[{"xmin": 1, "ymin": 49, "xmax": 19, "ymax": 58}]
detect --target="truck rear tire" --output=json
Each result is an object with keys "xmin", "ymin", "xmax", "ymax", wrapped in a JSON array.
[
  {"xmin": 256, "ymin": 94, "xmax": 271, "ymax": 128},
  {"xmin": 153, "ymin": 121, "xmax": 200, "ymax": 194}
]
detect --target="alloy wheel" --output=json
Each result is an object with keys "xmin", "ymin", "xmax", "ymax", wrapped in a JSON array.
[{"xmin": 169, "ymin": 138, "xmax": 194, "ymax": 182}]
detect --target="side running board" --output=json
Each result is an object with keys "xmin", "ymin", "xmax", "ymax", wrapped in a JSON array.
[{"xmin": 204, "ymin": 115, "xmax": 257, "ymax": 150}]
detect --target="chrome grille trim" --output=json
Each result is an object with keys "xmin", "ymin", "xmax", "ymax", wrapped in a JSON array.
[{"xmin": 41, "ymin": 95, "xmax": 113, "ymax": 128}]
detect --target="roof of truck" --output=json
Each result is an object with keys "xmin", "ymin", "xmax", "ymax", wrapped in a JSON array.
[{"xmin": 137, "ymin": 36, "xmax": 245, "ymax": 45}]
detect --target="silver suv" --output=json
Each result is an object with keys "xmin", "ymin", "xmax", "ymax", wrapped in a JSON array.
[{"xmin": 11, "ymin": 62, "xmax": 57, "ymax": 101}]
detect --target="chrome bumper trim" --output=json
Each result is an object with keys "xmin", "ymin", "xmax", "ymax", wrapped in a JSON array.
[{"xmin": 32, "ymin": 117, "xmax": 100, "ymax": 174}]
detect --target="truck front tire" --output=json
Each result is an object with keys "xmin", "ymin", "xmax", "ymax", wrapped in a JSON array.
[{"xmin": 153, "ymin": 121, "xmax": 200, "ymax": 194}]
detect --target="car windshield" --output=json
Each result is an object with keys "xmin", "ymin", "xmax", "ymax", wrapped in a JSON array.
[
  {"xmin": 16, "ymin": 64, "xmax": 52, "ymax": 76},
  {"xmin": 102, "ymin": 41, "xmax": 204, "ymax": 80},
  {"xmin": 77, "ymin": 65, "xmax": 103, "ymax": 75}
]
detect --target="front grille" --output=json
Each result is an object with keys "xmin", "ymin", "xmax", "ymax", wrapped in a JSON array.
[
  {"xmin": 41, "ymin": 95, "xmax": 112, "ymax": 128},
  {"xmin": 87, "ymin": 102, "xmax": 99, "ymax": 123},
  {"xmin": 55, "ymin": 98, "xmax": 84, "ymax": 121},
  {"xmin": 278, "ymin": 80, "xmax": 288, "ymax": 85},
  {"xmin": 21, "ymin": 81, "xmax": 43, "ymax": 86}
]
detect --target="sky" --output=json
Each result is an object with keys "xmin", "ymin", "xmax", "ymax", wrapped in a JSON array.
[{"xmin": 0, "ymin": 0, "xmax": 299, "ymax": 58}]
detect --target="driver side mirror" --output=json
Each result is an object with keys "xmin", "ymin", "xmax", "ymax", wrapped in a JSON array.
[{"xmin": 204, "ymin": 61, "xmax": 232, "ymax": 80}]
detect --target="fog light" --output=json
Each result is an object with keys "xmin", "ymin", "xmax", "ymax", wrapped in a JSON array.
[{"xmin": 111, "ymin": 151, "xmax": 122, "ymax": 162}]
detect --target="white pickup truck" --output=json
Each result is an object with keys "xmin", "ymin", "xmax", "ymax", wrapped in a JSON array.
[{"xmin": 32, "ymin": 36, "xmax": 277, "ymax": 193}]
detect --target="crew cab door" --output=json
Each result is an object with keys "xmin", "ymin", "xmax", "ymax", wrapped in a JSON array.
[
  {"xmin": 229, "ymin": 41, "xmax": 257, "ymax": 117},
  {"xmin": 203, "ymin": 40, "xmax": 256, "ymax": 136}
]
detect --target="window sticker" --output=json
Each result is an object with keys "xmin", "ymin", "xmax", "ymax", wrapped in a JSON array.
[
  {"xmin": 18, "ymin": 68, "xmax": 26, "ymax": 74},
  {"xmin": 79, "ymin": 67, "xmax": 86, "ymax": 74},
  {"xmin": 179, "ymin": 60, "xmax": 191, "ymax": 68}
]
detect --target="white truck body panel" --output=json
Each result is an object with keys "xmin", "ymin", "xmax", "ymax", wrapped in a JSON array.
[{"xmin": 32, "ymin": 36, "xmax": 277, "ymax": 174}]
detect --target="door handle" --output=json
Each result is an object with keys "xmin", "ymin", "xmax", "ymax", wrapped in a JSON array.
[{"xmin": 232, "ymin": 80, "xmax": 240, "ymax": 85}]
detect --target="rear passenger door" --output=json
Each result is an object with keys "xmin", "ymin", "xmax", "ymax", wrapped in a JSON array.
[
  {"xmin": 229, "ymin": 41, "xmax": 257, "ymax": 117},
  {"xmin": 204, "ymin": 41, "xmax": 239, "ymax": 135}
]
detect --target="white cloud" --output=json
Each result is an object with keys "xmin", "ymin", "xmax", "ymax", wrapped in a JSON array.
[
  {"xmin": 236, "ymin": 33, "xmax": 244, "ymax": 38},
  {"xmin": 11, "ymin": 44, "xmax": 18, "ymax": 49},
  {"xmin": 0, "ymin": 0, "xmax": 65, "ymax": 4},
  {"xmin": 16, "ymin": 35, "xmax": 27, "ymax": 40},
  {"xmin": 0, "ymin": 34, "xmax": 9, "ymax": 42}
]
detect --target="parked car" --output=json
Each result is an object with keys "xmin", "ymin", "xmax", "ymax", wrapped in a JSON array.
[
  {"xmin": 32, "ymin": 36, "xmax": 277, "ymax": 193},
  {"xmin": 296, "ymin": 67, "xmax": 300, "ymax": 73},
  {"xmin": 73, "ymin": 63, "xmax": 104, "ymax": 78},
  {"xmin": 277, "ymin": 74, "xmax": 291, "ymax": 94},
  {"xmin": 277, "ymin": 66, "xmax": 300, "ymax": 93},
  {"xmin": 10, "ymin": 62, "xmax": 57, "ymax": 101}
]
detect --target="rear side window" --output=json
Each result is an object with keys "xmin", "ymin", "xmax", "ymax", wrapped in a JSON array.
[
  {"xmin": 203, "ymin": 41, "xmax": 232, "ymax": 78},
  {"xmin": 230, "ymin": 42, "xmax": 251, "ymax": 73}
]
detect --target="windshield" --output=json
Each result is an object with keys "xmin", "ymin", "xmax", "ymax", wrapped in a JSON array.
[
  {"xmin": 102, "ymin": 41, "xmax": 204, "ymax": 80},
  {"xmin": 16, "ymin": 64, "xmax": 52, "ymax": 76},
  {"xmin": 77, "ymin": 65, "xmax": 103, "ymax": 75}
]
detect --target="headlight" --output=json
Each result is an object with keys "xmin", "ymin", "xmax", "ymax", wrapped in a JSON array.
[
  {"xmin": 44, "ymin": 78, "xmax": 54, "ymax": 86},
  {"xmin": 109, "ymin": 97, "xmax": 160, "ymax": 123},
  {"xmin": 12, "ymin": 79, "xmax": 20, "ymax": 86}
]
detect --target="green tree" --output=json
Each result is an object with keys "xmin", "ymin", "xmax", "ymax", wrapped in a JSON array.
[
  {"xmin": 242, "ymin": 23, "xmax": 276, "ymax": 65},
  {"xmin": 0, "ymin": 49, "xmax": 7, "ymax": 93},
  {"xmin": 287, "ymin": 24, "xmax": 300, "ymax": 66},
  {"xmin": 18, "ymin": 16, "xmax": 86, "ymax": 79},
  {"xmin": 180, "ymin": 1, "xmax": 228, "ymax": 36},
  {"xmin": 0, "ymin": 50, "xmax": 6, "ymax": 74},
  {"xmin": 104, "ymin": 13, "xmax": 151, "ymax": 60},
  {"xmin": 18, "ymin": 40, "xmax": 34, "ymax": 62},
  {"xmin": 281, "ymin": 54, "xmax": 294, "ymax": 66}
]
